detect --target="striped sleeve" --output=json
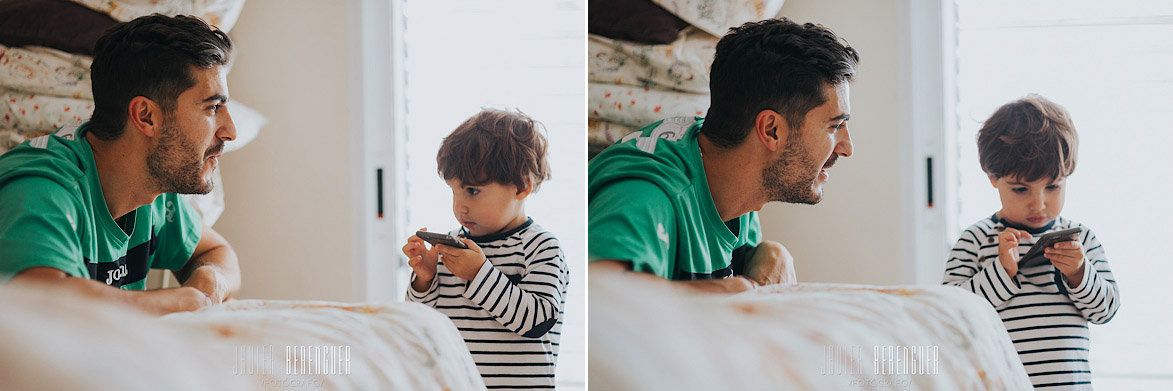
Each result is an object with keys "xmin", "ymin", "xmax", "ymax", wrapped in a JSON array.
[
  {"xmin": 1062, "ymin": 228, "xmax": 1120, "ymax": 324},
  {"xmin": 463, "ymin": 233, "xmax": 567, "ymax": 338},
  {"xmin": 404, "ymin": 272, "xmax": 440, "ymax": 306},
  {"xmin": 942, "ymin": 225, "xmax": 1022, "ymax": 307}
]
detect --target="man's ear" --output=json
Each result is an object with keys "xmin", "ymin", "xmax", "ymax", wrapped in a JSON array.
[
  {"xmin": 753, "ymin": 109, "xmax": 789, "ymax": 152},
  {"xmin": 127, "ymin": 96, "xmax": 162, "ymax": 138}
]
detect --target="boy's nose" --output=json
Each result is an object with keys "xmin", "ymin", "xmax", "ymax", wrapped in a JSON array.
[{"xmin": 1029, "ymin": 195, "xmax": 1045, "ymax": 210}]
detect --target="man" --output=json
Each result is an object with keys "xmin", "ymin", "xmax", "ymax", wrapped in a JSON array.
[
  {"xmin": 0, "ymin": 15, "xmax": 240, "ymax": 314},
  {"xmin": 588, "ymin": 18, "xmax": 859, "ymax": 293}
]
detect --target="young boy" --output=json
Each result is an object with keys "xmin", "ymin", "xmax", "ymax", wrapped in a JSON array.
[
  {"xmin": 942, "ymin": 95, "xmax": 1120, "ymax": 390},
  {"xmin": 402, "ymin": 109, "xmax": 568, "ymax": 390}
]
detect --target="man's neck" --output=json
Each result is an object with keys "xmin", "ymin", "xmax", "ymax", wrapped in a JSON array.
[
  {"xmin": 86, "ymin": 131, "xmax": 161, "ymax": 220},
  {"xmin": 697, "ymin": 133, "xmax": 767, "ymax": 222}
]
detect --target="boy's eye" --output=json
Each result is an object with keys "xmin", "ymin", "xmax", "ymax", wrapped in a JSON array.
[
  {"xmin": 1046, "ymin": 185, "xmax": 1060, "ymax": 190},
  {"xmin": 466, "ymin": 188, "xmax": 480, "ymax": 195},
  {"xmin": 1011, "ymin": 187, "xmax": 1028, "ymax": 194}
]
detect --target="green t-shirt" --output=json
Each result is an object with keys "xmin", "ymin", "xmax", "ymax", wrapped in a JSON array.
[
  {"xmin": 588, "ymin": 116, "xmax": 761, "ymax": 280},
  {"xmin": 0, "ymin": 122, "xmax": 202, "ymax": 289}
]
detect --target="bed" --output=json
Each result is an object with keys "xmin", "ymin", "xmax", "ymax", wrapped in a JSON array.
[
  {"xmin": 588, "ymin": 273, "xmax": 1033, "ymax": 390},
  {"xmin": 0, "ymin": 285, "xmax": 485, "ymax": 390}
]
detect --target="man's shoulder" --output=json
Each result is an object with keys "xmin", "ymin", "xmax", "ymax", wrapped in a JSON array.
[
  {"xmin": 588, "ymin": 116, "xmax": 703, "ymax": 199},
  {"xmin": 596, "ymin": 116, "xmax": 701, "ymax": 156},
  {"xmin": 0, "ymin": 124, "xmax": 89, "ymax": 189}
]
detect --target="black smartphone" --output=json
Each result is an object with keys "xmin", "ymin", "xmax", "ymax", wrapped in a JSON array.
[
  {"xmin": 1018, "ymin": 227, "xmax": 1082, "ymax": 268},
  {"xmin": 416, "ymin": 230, "xmax": 468, "ymax": 249}
]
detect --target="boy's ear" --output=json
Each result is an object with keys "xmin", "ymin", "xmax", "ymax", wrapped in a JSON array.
[
  {"xmin": 515, "ymin": 180, "xmax": 534, "ymax": 199},
  {"xmin": 988, "ymin": 174, "xmax": 999, "ymax": 188}
]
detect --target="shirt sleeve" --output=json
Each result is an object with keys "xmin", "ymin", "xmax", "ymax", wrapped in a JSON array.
[
  {"xmin": 405, "ymin": 271, "xmax": 440, "ymax": 306},
  {"xmin": 0, "ymin": 176, "xmax": 88, "ymax": 280},
  {"xmin": 588, "ymin": 179, "xmax": 676, "ymax": 278},
  {"xmin": 149, "ymin": 193, "xmax": 203, "ymax": 272},
  {"xmin": 1062, "ymin": 228, "xmax": 1120, "ymax": 324},
  {"xmin": 462, "ymin": 232, "xmax": 568, "ymax": 338},
  {"xmin": 942, "ymin": 227, "xmax": 1022, "ymax": 307}
]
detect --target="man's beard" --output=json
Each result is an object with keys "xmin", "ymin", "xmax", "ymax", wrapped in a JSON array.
[
  {"xmin": 761, "ymin": 139, "xmax": 833, "ymax": 205},
  {"xmin": 146, "ymin": 117, "xmax": 220, "ymax": 195}
]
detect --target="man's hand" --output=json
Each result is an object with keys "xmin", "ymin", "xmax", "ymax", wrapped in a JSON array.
[
  {"xmin": 1046, "ymin": 240, "xmax": 1087, "ymax": 287},
  {"xmin": 403, "ymin": 228, "xmax": 441, "ymax": 292},
  {"xmin": 998, "ymin": 228, "xmax": 1031, "ymax": 277},
  {"xmin": 176, "ymin": 223, "xmax": 239, "ymax": 304},
  {"xmin": 742, "ymin": 240, "xmax": 796, "ymax": 286},
  {"xmin": 590, "ymin": 260, "xmax": 756, "ymax": 294},
  {"xmin": 438, "ymin": 239, "xmax": 487, "ymax": 281}
]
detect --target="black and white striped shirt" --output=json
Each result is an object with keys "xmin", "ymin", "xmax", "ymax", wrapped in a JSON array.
[
  {"xmin": 407, "ymin": 218, "xmax": 568, "ymax": 390},
  {"xmin": 943, "ymin": 215, "xmax": 1120, "ymax": 390}
]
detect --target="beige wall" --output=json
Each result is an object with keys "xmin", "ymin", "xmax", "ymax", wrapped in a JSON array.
[
  {"xmin": 761, "ymin": 0, "xmax": 910, "ymax": 285},
  {"xmin": 216, "ymin": 0, "xmax": 358, "ymax": 301}
]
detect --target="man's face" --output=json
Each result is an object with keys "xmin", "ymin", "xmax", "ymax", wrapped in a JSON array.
[
  {"xmin": 762, "ymin": 83, "xmax": 853, "ymax": 204},
  {"xmin": 147, "ymin": 66, "xmax": 236, "ymax": 194}
]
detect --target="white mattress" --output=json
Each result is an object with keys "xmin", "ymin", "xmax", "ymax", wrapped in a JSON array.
[{"xmin": 589, "ymin": 274, "xmax": 1032, "ymax": 390}]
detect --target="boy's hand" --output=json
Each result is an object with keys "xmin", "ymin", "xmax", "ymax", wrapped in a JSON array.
[
  {"xmin": 998, "ymin": 228, "xmax": 1031, "ymax": 277},
  {"xmin": 403, "ymin": 228, "xmax": 441, "ymax": 291},
  {"xmin": 438, "ymin": 239, "xmax": 487, "ymax": 281},
  {"xmin": 1046, "ymin": 240, "xmax": 1087, "ymax": 287}
]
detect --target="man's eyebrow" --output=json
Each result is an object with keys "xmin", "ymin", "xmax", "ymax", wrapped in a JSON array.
[
  {"xmin": 829, "ymin": 113, "xmax": 850, "ymax": 122},
  {"xmin": 201, "ymin": 94, "xmax": 229, "ymax": 104}
]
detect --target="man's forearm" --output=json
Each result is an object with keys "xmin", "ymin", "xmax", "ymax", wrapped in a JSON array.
[
  {"xmin": 590, "ymin": 260, "xmax": 755, "ymax": 294},
  {"xmin": 178, "ymin": 244, "xmax": 240, "ymax": 303},
  {"xmin": 10, "ymin": 268, "xmax": 208, "ymax": 315}
]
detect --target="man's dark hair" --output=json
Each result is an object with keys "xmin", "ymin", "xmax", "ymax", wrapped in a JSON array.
[
  {"xmin": 437, "ymin": 109, "xmax": 551, "ymax": 191},
  {"xmin": 978, "ymin": 94, "xmax": 1078, "ymax": 182},
  {"xmin": 703, "ymin": 18, "xmax": 859, "ymax": 148},
  {"xmin": 88, "ymin": 14, "xmax": 233, "ymax": 141}
]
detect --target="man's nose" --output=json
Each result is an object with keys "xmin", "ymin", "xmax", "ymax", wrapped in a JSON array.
[
  {"xmin": 219, "ymin": 106, "xmax": 237, "ymax": 141},
  {"xmin": 835, "ymin": 127, "xmax": 853, "ymax": 157}
]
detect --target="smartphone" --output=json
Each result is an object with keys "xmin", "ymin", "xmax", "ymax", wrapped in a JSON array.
[
  {"xmin": 415, "ymin": 230, "xmax": 468, "ymax": 249},
  {"xmin": 1018, "ymin": 227, "xmax": 1082, "ymax": 268}
]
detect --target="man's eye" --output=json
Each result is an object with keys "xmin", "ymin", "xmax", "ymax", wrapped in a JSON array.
[{"xmin": 208, "ymin": 104, "xmax": 221, "ymax": 113}]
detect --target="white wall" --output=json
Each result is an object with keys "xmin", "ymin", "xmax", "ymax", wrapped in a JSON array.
[
  {"xmin": 216, "ymin": 0, "xmax": 359, "ymax": 301},
  {"xmin": 760, "ymin": 0, "xmax": 911, "ymax": 285}
]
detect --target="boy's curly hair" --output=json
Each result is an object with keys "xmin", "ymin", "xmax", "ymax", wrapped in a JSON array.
[
  {"xmin": 437, "ymin": 109, "xmax": 550, "ymax": 191},
  {"xmin": 977, "ymin": 94, "xmax": 1078, "ymax": 182}
]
